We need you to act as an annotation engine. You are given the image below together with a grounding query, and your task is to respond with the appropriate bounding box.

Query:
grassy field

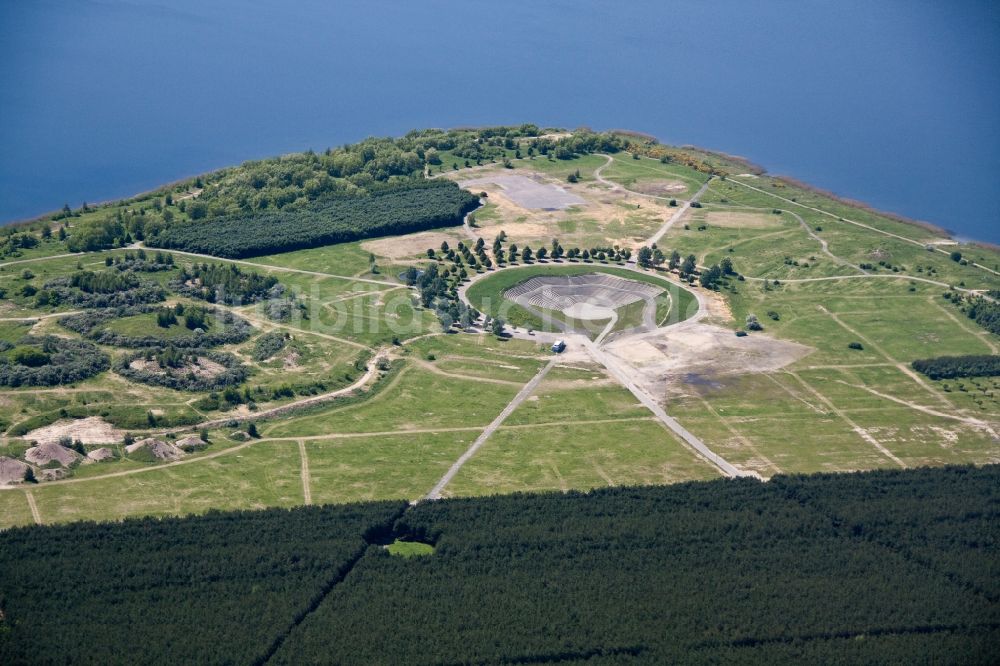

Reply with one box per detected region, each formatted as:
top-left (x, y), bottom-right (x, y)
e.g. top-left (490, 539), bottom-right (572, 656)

top-left (0, 135), bottom-right (997, 530)
top-left (466, 263), bottom-right (699, 330)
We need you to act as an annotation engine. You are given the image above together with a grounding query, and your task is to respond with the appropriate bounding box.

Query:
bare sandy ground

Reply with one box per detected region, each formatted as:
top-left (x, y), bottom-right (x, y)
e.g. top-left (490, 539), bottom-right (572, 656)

top-left (703, 211), bottom-right (783, 229)
top-left (130, 357), bottom-right (225, 379)
top-left (362, 230), bottom-right (463, 261)
top-left (460, 174), bottom-right (585, 210)
top-left (603, 322), bottom-right (813, 399)
top-left (632, 179), bottom-right (687, 196)
top-left (26, 416), bottom-right (124, 446)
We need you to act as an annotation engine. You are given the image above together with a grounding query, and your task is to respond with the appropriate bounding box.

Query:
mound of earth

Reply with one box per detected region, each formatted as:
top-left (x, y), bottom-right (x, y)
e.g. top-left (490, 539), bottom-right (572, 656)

top-left (176, 436), bottom-right (208, 452)
top-left (125, 438), bottom-right (184, 461)
top-left (86, 447), bottom-right (115, 462)
top-left (0, 456), bottom-right (32, 485)
top-left (128, 356), bottom-right (226, 379)
top-left (25, 442), bottom-right (81, 467)
top-left (25, 417), bottom-right (124, 446)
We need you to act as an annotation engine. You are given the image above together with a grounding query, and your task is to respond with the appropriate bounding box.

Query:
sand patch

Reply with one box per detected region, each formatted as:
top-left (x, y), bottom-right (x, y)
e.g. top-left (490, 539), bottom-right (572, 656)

top-left (604, 323), bottom-right (813, 399)
top-left (130, 357), bottom-right (225, 379)
top-left (461, 174), bottom-right (585, 210)
top-left (26, 416), bottom-right (124, 446)
top-left (362, 231), bottom-right (464, 261)
top-left (703, 211), bottom-right (783, 229)
top-left (25, 442), bottom-right (80, 467)
top-left (631, 179), bottom-right (688, 196)
top-left (0, 456), bottom-right (32, 485)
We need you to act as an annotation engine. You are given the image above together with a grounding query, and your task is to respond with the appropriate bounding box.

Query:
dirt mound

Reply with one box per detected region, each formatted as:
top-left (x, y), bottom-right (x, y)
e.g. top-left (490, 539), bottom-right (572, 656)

top-left (0, 456), bottom-right (32, 485)
top-left (25, 417), bottom-right (124, 446)
top-left (86, 447), bottom-right (115, 462)
top-left (25, 442), bottom-right (81, 468)
top-left (176, 436), bottom-right (209, 452)
top-left (129, 357), bottom-right (225, 379)
top-left (125, 438), bottom-right (184, 461)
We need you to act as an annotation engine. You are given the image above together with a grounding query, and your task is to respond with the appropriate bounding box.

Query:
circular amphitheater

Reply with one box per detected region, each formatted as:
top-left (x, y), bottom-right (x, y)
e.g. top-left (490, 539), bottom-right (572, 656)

top-left (503, 273), bottom-right (663, 321)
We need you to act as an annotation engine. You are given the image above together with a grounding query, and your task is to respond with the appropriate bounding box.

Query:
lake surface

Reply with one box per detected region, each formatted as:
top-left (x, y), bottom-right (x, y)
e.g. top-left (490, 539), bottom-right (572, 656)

top-left (2, 0), bottom-right (998, 242)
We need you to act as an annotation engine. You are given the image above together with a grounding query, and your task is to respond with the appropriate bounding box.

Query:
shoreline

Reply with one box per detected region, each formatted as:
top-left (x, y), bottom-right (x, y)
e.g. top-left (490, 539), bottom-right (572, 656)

top-left (0, 129), bottom-right (993, 247)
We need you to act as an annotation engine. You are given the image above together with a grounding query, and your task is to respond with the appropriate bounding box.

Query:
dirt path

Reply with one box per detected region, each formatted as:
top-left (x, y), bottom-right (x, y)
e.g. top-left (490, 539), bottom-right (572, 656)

top-left (298, 440), bottom-right (312, 505)
top-left (141, 246), bottom-right (401, 288)
top-left (412, 357), bottom-right (525, 386)
top-left (24, 490), bottom-right (41, 524)
top-left (695, 395), bottom-right (783, 477)
top-left (162, 349), bottom-right (388, 434)
top-left (816, 305), bottom-right (956, 410)
top-left (926, 296), bottom-right (999, 354)
top-left (580, 335), bottom-right (752, 478)
top-left (594, 154), bottom-right (713, 246)
top-left (785, 209), bottom-right (867, 274)
top-left (785, 371), bottom-right (907, 468)
top-left (424, 357), bottom-right (559, 500)
top-left (835, 380), bottom-right (998, 431)
top-left (726, 178), bottom-right (1000, 278)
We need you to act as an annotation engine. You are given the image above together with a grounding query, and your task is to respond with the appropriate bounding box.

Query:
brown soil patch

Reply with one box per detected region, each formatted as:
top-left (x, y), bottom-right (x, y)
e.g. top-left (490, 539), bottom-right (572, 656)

top-left (26, 417), bottom-right (124, 445)
top-left (451, 167), bottom-right (668, 249)
top-left (25, 442), bottom-right (80, 467)
top-left (282, 350), bottom-right (301, 369)
top-left (703, 211), bottom-right (782, 229)
top-left (604, 323), bottom-right (813, 399)
top-left (130, 357), bottom-right (225, 379)
top-left (362, 230), bottom-right (465, 261)
top-left (0, 456), bottom-right (31, 485)
top-left (632, 179), bottom-right (687, 196)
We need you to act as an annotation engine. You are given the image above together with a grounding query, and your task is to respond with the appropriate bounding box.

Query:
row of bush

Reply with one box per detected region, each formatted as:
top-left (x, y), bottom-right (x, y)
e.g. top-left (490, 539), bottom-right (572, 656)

top-left (59, 306), bottom-right (253, 349)
top-left (114, 348), bottom-right (248, 391)
top-left (0, 336), bottom-right (109, 387)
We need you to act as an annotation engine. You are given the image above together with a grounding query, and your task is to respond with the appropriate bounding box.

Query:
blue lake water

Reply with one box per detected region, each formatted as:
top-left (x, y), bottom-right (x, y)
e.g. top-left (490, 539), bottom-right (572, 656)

top-left (2, 0), bottom-right (998, 242)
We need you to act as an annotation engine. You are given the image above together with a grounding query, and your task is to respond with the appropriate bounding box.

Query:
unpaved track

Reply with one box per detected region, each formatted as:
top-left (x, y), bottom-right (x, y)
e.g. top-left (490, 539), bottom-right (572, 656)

top-left (726, 177), bottom-right (1000, 278)
top-left (594, 154), bottom-right (713, 246)
top-left (424, 358), bottom-right (558, 500)
top-left (25, 491), bottom-right (41, 524)
top-left (161, 349), bottom-right (388, 434)
top-left (835, 380), bottom-right (999, 429)
top-left (580, 335), bottom-right (752, 479)
top-left (785, 371), bottom-right (906, 468)
top-left (298, 440), bottom-right (312, 505)
top-left (141, 246), bottom-right (401, 288)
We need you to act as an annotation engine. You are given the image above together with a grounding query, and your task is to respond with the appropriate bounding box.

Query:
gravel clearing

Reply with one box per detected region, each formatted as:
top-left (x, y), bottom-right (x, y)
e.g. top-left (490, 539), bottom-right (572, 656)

top-left (460, 174), bottom-right (585, 210)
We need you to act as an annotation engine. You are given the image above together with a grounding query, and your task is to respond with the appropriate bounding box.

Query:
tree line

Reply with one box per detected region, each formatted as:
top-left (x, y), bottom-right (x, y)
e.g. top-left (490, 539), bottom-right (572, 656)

top-left (912, 354), bottom-right (1000, 379)
top-left (146, 180), bottom-right (479, 258)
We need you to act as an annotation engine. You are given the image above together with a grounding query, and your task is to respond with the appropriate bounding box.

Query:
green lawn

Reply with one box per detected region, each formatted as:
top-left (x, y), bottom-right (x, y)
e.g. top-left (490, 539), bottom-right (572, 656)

top-left (304, 431), bottom-right (473, 504)
top-left (444, 420), bottom-right (721, 497)
top-left (466, 264), bottom-right (698, 330)
top-left (26, 440), bottom-right (302, 526)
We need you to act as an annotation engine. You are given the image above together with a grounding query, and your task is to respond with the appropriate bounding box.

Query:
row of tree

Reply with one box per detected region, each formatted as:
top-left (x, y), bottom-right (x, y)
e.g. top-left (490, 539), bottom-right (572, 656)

top-left (912, 354), bottom-right (1000, 380)
top-left (268, 465), bottom-right (998, 664)
top-left (0, 336), bottom-right (109, 387)
top-left (147, 180), bottom-right (479, 258)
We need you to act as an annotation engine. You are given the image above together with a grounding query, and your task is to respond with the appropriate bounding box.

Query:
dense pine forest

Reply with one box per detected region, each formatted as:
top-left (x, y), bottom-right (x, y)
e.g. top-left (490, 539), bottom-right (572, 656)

top-left (148, 179), bottom-right (480, 258)
top-left (1, 465), bottom-right (995, 664)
